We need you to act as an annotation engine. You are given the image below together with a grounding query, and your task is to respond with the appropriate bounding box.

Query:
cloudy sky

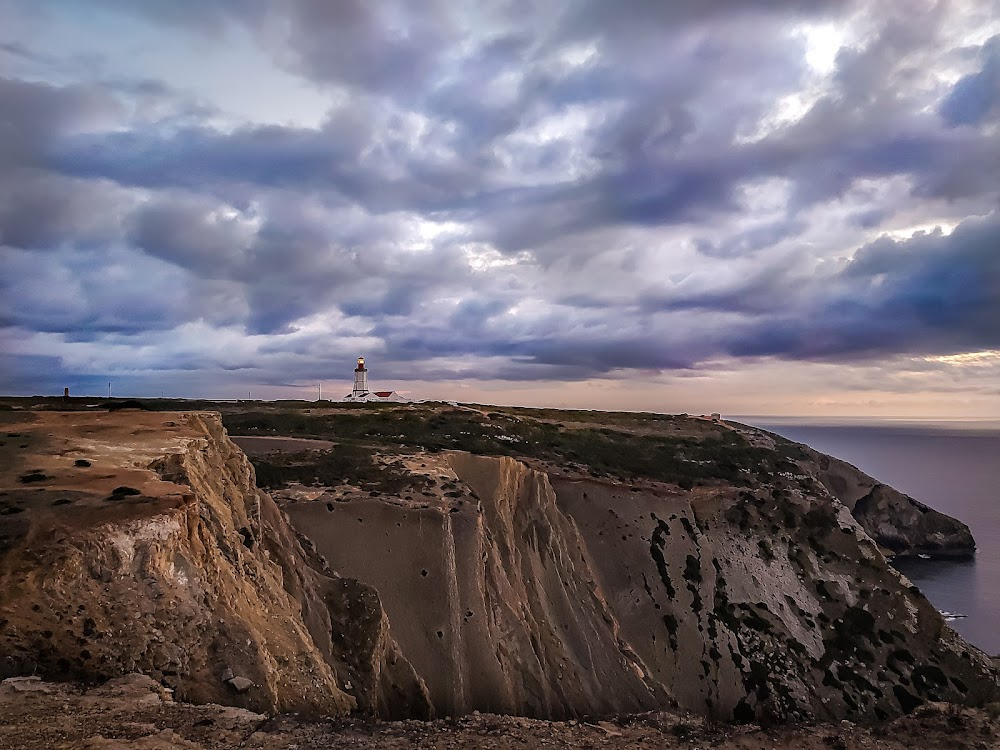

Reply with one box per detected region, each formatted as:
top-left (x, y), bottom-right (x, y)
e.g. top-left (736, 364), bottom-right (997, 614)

top-left (1, 0), bottom-right (999, 416)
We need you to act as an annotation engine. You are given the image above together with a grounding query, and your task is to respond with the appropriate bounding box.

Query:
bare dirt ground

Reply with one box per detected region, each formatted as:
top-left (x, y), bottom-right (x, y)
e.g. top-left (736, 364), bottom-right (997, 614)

top-left (0, 410), bottom-right (207, 544)
top-left (2, 675), bottom-right (998, 750)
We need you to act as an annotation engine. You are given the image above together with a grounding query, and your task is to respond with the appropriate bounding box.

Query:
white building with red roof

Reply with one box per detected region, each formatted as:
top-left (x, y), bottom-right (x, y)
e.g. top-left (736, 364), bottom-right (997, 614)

top-left (341, 357), bottom-right (409, 402)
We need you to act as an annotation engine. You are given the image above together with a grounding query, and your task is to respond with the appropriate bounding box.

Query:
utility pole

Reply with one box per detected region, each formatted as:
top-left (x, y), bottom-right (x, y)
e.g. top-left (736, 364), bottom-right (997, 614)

top-left (108, 382), bottom-right (111, 398)
top-left (318, 383), bottom-right (322, 401)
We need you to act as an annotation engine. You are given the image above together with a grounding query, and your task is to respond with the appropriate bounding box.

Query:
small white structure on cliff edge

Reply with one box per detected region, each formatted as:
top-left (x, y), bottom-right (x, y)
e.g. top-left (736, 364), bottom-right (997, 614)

top-left (342, 356), bottom-right (409, 403)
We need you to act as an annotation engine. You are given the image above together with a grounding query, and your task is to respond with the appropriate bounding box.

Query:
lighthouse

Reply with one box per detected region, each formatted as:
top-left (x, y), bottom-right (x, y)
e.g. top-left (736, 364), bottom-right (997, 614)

top-left (343, 357), bottom-right (410, 402)
top-left (352, 356), bottom-right (369, 398)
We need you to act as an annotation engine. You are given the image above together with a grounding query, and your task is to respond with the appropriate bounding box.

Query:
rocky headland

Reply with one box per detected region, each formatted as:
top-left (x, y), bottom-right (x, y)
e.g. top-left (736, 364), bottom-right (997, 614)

top-left (0, 401), bottom-right (996, 748)
top-left (794, 442), bottom-right (976, 559)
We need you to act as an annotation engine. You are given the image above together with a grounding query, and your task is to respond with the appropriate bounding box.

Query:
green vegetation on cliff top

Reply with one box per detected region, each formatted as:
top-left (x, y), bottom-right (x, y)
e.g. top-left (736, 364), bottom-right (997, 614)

top-left (0, 397), bottom-right (810, 489)
top-left (221, 403), bottom-right (807, 488)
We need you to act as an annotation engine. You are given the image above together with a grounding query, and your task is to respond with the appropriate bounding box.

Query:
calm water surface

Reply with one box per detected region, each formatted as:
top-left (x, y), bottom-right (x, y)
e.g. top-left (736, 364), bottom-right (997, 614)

top-left (739, 417), bottom-right (1000, 656)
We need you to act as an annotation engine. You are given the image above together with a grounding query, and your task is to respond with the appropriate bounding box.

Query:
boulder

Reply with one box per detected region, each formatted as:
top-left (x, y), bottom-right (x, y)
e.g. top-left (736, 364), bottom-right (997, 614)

top-left (227, 677), bottom-right (254, 693)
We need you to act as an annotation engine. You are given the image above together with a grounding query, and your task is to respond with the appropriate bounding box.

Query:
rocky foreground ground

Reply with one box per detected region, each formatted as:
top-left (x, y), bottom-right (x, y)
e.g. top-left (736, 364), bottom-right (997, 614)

top-left (2, 675), bottom-right (999, 750)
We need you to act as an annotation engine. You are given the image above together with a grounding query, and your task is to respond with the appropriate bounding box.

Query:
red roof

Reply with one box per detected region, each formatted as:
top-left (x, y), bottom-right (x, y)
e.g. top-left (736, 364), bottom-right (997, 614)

top-left (374, 391), bottom-right (393, 397)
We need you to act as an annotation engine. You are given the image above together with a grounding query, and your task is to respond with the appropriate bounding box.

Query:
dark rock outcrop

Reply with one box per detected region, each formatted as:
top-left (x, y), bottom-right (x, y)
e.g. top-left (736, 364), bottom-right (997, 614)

top-left (853, 484), bottom-right (975, 558)
top-left (796, 445), bottom-right (976, 558)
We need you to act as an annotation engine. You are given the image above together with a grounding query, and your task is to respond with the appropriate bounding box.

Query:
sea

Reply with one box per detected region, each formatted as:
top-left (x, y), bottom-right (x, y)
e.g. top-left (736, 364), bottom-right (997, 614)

top-left (739, 417), bottom-right (1000, 656)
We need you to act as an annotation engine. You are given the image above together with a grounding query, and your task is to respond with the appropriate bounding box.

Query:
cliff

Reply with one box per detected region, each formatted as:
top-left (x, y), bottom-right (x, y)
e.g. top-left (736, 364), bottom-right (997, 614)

top-left (0, 406), bottom-right (996, 727)
top-left (0, 410), bottom-right (430, 717)
top-left (282, 452), bottom-right (663, 718)
top-left (550, 475), bottom-right (993, 721)
top-left (281, 447), bottom-right (998, 722)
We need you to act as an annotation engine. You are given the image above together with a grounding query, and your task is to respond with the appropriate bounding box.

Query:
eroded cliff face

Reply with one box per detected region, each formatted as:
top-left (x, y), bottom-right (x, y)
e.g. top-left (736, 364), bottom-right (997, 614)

top-left (553, 477), bottom-right (997, 722)
top-left (282, 446), bottom-right (999, 723)
top-left (283, 453), bottom-right (664, 718)
top-left (0, 411), bottom-right (429, 717)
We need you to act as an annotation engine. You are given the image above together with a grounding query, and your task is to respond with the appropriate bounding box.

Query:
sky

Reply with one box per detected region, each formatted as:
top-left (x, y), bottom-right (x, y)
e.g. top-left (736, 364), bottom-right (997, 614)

top-left (1, 0), bottom-right (999, 416)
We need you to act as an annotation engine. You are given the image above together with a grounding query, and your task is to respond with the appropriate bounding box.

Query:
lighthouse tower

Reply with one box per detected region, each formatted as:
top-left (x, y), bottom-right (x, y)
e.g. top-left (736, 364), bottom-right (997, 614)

top-left (352, 356), bottom-right (369, 398)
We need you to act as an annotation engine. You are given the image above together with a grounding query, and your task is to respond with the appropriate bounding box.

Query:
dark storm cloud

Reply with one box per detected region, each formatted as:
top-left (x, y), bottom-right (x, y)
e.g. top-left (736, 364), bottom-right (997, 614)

top-left (91, 0), bottom-right (846, 94)
top-left (3, 0), bottom-right (1000, 394)
top-left (559, 0), bottom-right (849, 31)
top-left (50, 111), bottom-right (486, 216)
top-left (125, 194), bottom-right (250, 276)
top-left (0, 74), bottom-right (209, 253)
top-left (0, 77), bottom-right (125, 265)
top-left (121, 186), bottom-right (487, 335)
top-left (940, 35), bottom-right (1000, 126)
top-left (723, 212), bottom-right (1000, 361)
top-left (0, 244), bottom-right (246, 336)
top-left (371, 211), bottom-right (1000, 379)
top-left (0, 40), bottom-right (45, 63)
top-left (768, 17), bottom-right (1000, 209)
top-left (848, 208), bottom-right (889, 230)
top-left (0, 171), bottom-right (125, 250)
top-left (44, 0), bottom-right (823, 210)
top-left (0, 77), bottom-right (118, 169)
top-left (268, 1), bottom-right (458, 97)
top-left (46, 6), bottom-right (997, 256)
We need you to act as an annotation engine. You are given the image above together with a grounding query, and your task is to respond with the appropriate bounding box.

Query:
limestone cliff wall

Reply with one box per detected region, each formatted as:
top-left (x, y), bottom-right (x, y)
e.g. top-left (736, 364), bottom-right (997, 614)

top-left (553, 478), bottom-right (997, 722)
top-left (285, 453), bottom-right (665, 718)
top-left (285, 449), bottom-right (999, 723)
top-left (0, 411), bottom-right (429, 717)
top-left (2, 410), bottom-right (996, 726)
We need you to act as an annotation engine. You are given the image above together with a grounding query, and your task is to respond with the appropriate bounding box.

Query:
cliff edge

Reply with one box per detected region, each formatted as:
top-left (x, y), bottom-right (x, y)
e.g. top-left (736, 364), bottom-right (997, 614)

top-left (0, 410), bottom-right (430, 717)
